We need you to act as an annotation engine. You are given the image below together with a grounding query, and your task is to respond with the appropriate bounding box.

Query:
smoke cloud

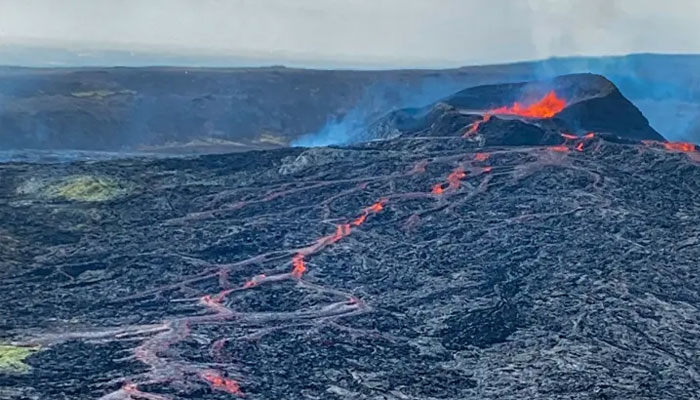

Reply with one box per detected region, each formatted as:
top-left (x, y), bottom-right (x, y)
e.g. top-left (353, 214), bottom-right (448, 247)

top-left (2, 0), bottom-right (700, 68)
top-left (292, 77), bottom-right (478, 147)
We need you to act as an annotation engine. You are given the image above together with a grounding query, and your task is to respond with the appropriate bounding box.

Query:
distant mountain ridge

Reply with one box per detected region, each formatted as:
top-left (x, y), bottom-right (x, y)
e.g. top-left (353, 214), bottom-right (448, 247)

top-left (0, 53), bottom-right (699, 152)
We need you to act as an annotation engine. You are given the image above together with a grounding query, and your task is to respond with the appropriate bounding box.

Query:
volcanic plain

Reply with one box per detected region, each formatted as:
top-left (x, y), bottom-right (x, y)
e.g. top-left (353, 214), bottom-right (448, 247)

top-left (1, 74), bottom-right (699, 400)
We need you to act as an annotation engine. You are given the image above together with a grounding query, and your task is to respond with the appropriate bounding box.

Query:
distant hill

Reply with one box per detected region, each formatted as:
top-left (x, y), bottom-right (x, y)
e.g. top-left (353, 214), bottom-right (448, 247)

top-left (1, 53), bottom-right (699, 151)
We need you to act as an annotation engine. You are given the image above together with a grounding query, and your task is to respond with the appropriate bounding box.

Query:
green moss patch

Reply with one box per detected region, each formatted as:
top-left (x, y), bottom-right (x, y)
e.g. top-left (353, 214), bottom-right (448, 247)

top-left (46, 175), bottom-right (127, 202)
top-left (0, 345), bottom-right (39, 373)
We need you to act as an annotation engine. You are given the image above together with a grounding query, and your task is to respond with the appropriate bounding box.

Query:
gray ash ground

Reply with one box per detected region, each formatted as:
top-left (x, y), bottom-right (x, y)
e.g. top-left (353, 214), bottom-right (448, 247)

top-left (1, 75), bottom-right (700, 399)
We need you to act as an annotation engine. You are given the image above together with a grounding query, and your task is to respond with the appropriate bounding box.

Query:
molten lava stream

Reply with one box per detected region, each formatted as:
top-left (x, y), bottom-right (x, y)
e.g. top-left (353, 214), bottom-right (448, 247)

top-left (664, 141), bottom-right (696, 153)
top-left (431, 165), bottom-right (468, 196)
top-left (291, 253), bottom-right (306, 278)
top-left (549, 145), bottom-right (570, 153)
top-left (201, 370), bottom-right (244, 396)
top-left (474, 152), bottom-right (490, 162)
top-left (447, 166), bottom-right (466, 189)
top-left (463, 114), bottom-right (491, 137)
top-left (288, 198), bottom-right (388, 278)
top-left (489, 91), bottom-right (566, 119)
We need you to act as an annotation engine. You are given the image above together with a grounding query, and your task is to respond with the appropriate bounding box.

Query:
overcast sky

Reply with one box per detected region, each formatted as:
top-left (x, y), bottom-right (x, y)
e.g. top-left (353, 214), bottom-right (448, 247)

top-left (1, 0), bottom-right (700, 67)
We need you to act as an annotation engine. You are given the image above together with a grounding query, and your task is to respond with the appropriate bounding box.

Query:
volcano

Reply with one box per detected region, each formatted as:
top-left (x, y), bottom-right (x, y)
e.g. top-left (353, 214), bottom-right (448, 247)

top-left (367, 73), bottom-right (665, 145)
top-left (1, 74), bottom-right (699, 399)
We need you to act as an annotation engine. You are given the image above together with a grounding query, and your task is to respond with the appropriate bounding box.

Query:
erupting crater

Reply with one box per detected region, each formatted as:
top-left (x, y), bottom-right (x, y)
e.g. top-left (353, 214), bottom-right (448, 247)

top-left (368, 73), bottom-right (666, 144)
top-left (488, 90), bottom-right (567, 119)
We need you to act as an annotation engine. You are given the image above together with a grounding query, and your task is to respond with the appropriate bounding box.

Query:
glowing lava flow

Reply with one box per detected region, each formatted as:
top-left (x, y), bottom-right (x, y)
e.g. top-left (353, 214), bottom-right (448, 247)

top-left (290, 198), bottom-right (387, 278)
top-left (664, 142), bottom-right (696, 153)
top-left (291, 253), bottom-right (306, 279)
top-left (557, 132), bottom-right (595, 153)
top-left (474, 152), bottom-right (490, 162)
top-left (549, 145), bottom-right (570, 153)
top-left (353, 198), bottom-right (387, 227)
top-left (432, 165), bottom-right (468, 195)
top-left (352, 214), bottom-right (367, 227)
top-left (641, 139), bottom-right (697, 156)
top-left (201, 371), bottom-right (244, 396)
top-left (463, 114), bottom-right (491, 138)
top-left (329, 224), bottom-right (352, 244)
top-left (489, 91), bottom-right (566, 119)
top-left (447, 166), bottom-right (466, 189)
top-left (463, 92), bottom-right (565, 139)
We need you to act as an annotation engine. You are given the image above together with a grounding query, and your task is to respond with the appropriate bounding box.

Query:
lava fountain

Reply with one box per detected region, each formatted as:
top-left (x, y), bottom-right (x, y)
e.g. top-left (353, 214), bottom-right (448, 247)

top-left (489, 91), bottom-right (566, 119)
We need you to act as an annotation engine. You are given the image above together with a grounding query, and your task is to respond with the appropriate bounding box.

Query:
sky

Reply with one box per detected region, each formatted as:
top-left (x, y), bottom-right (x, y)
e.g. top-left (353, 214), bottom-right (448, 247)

top-left (1, 0), bottom-right (700, 68)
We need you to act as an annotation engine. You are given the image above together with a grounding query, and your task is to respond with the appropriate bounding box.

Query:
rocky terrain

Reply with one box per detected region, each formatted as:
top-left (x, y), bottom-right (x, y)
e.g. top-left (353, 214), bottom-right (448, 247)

top-left (1, 74), bottom-right (700, 399)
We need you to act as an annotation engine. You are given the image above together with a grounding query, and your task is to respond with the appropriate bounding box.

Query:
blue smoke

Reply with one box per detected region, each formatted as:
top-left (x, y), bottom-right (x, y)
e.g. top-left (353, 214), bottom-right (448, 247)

top-left (292, 76), bottom-right (484, 147)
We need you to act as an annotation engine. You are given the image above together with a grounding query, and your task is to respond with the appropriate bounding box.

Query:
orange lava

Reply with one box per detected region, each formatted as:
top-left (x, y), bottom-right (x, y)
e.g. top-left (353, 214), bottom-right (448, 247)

top-left (463, 122), bottom-right (480, 137)
top-left (483, 166), bottom-right (493, 173)
top-left (367, 200), bottom-right (385, 213)
top-left (351, 214), bottom-right (367, 226)
top-left (474, 152), bottom-right (490, 162)
top-left (463, 114), bottom-right (491, 138)
top-left (549, 145), bottom-right (570, 153)
top-left (329, 224), bottom-right (351, 244)
top-left (561, 133), bottom-right (578, 140)
top-left (202, 371), bottom-right (243, 396)
top-left (583, 132), bottom-right (595, 140)
top-left (490, 91), bottom-right (566, 119)
top-left (291, 253), bottom-right (306, 278)
top-left (289, 198), bottom-right (388, 278)
top-left (664, 142), bottom-right (696, 152)
top-left (351, 198), bottom-right (387, 227)
top-left (432, 183), bottom-right (444, 195)
top-left (447, 166), bottom-right (467, 189)
top-left (576, 142), bottom-right (584, 152)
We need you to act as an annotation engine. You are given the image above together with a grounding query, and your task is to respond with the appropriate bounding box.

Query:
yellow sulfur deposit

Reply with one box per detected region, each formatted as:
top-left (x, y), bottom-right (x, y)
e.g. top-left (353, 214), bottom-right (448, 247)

top-left (46, 175), bottom-right (126, 202)
top-left (0, 345), bottom-right (39, 373)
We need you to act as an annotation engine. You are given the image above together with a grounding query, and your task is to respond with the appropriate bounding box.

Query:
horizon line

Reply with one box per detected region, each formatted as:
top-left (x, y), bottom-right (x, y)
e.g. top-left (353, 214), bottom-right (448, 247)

top-left (1, 43), bottom-right (699, 71)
